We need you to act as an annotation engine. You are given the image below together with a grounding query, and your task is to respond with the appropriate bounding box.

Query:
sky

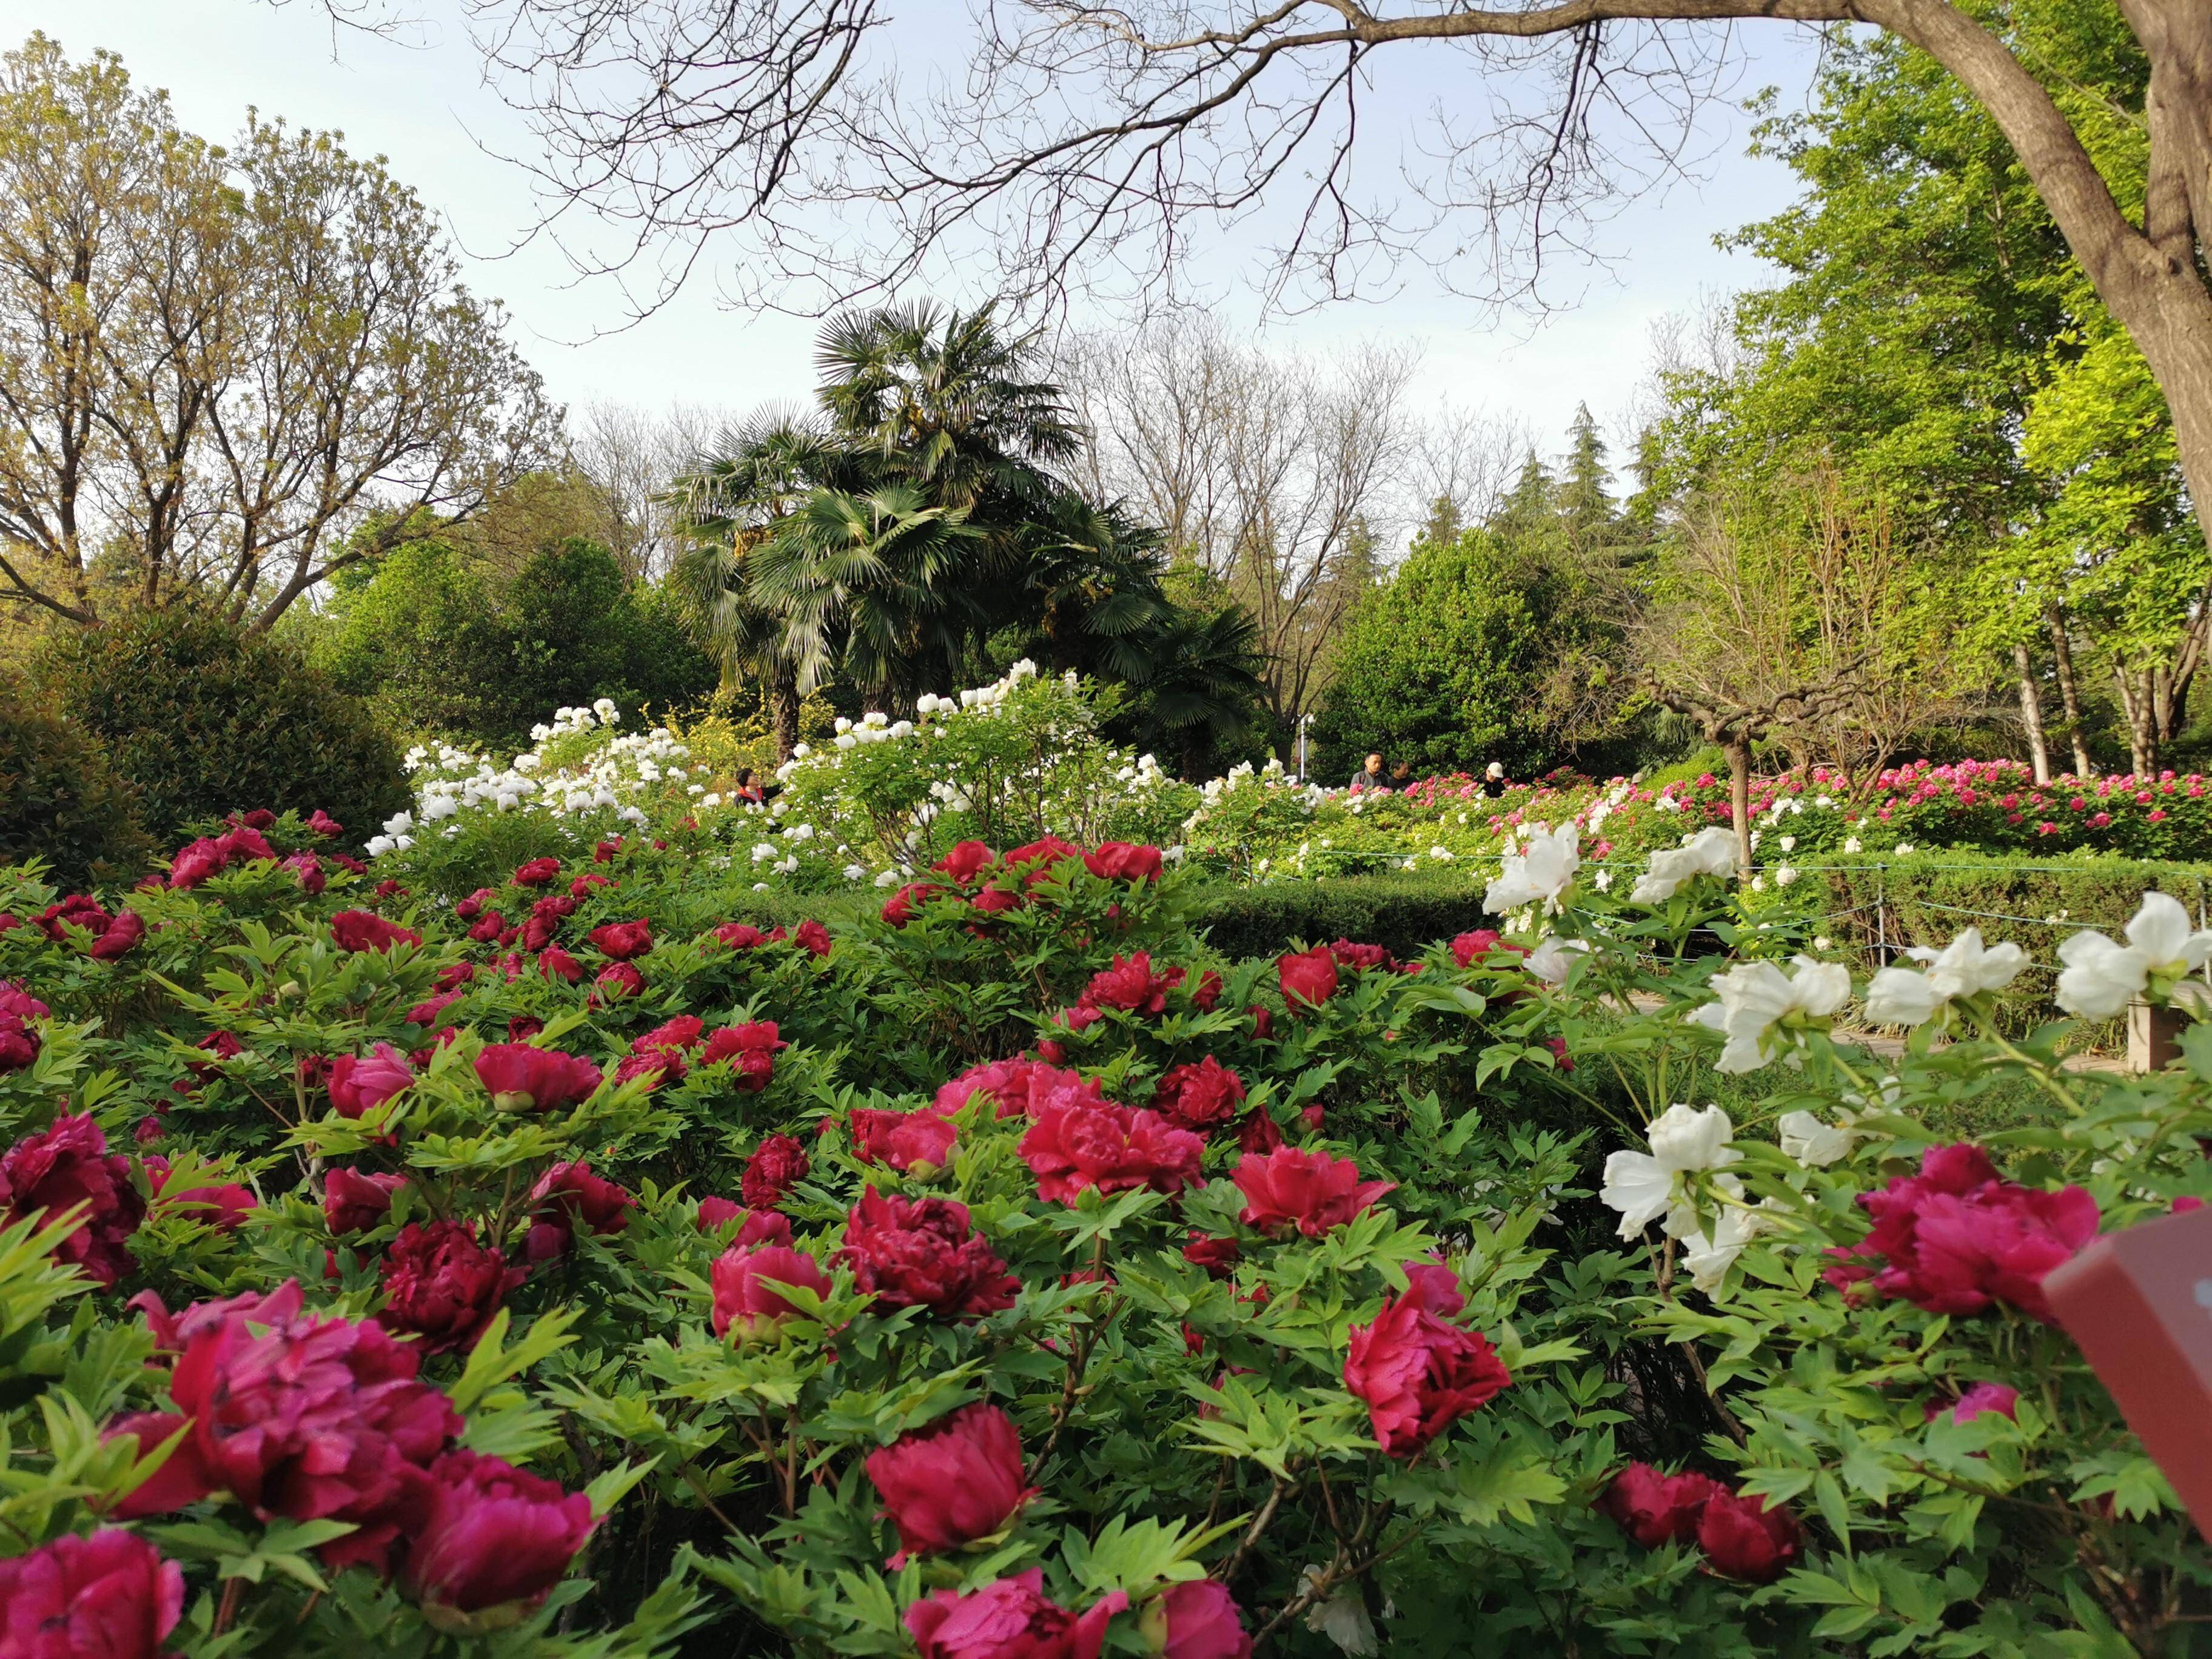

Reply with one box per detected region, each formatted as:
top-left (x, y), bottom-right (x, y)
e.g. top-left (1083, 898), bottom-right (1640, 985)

top-left (12, 0), bottom-right (1835, 476)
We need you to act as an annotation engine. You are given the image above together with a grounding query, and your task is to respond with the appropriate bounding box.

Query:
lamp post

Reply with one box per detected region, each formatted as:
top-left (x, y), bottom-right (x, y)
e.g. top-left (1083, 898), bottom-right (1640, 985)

top-left (1296, 715), bottom-right (1310, 783)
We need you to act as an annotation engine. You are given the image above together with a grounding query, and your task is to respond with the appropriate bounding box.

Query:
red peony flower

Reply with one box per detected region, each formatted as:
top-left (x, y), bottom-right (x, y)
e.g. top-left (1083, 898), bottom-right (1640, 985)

top-left (400, 1448), bottom-right (595, 1615)
top-left (466, 910), bottom-right (507, 945)
top-left (284, 852), bottom-right (327, 894)
top-left (1276, 947), bottom-right (1339, 1011)
top-left (903, 1570), bottom-right (1125, 1659)
top-left (455, 889), bottom-right (495, 920)
top-left (88, 910), bottom-right (146, 960)
top-left (1003, 837), bottom-right (1084, 887)
top-left (1695, 1488), bottom-right (1803, 1583)
top-left (1247, 1005), bottom-right (1274, 1041)
top-left (1823, 1143), bottom-right (2099, 1323)
top-left (0, 1529), bottom-right (183, 1658)
top-left (742, 1134), bottom-right (812, 1208)
top-left (378, 1221), bottom-right (524, 1352)
top-left (711, 1242), bottom-right (833, 1341)
top-left (838, 1188), bottom-right (1019, 1319)
top-left (933, 841), bottom-right (999, 883)
top-left (145, 1157), bottom-right (256, 1233)
top-left (1082, 842), bottom-right (1164, 883)
top-left (330, 910), bottom-right (420, 953)
top-left (307, 809), bottom-right (343, 837)
top-left (1931, 1381), bottom-right (2021, 1424)
top-left (0, 1113), bottom-right (144, 1286)
top-left (594, 961), bottom-right (646, 1000)
top-left (525, 1161), bottom-right (635, 1260)
top-left (474, 1045), bottom-right (603, 1111)
top-left (1450, 929), bottom-right (1526, 969)
top-left (102, 1410), bottom-right (220, 1519)
top-left (881, 882), bottom-right (943, 928)
top-left (939, 1057), bottom-right (1078, 1119)
top-left (511, 857), bottom-right (562, 888)
top-left (970, 884), bottom-right (1021, 918)
top-left (850, 1108), bottom-right (960, 1174)
top-left (715, 922), bottom-right (772, 950)
top-left (327, 1044), bottom-right (415, 1120)
top-left (699, 1021), bottom-right (785, 1091)
top-left (168, 1282), bottom-right (462, 1569)
top-left (1329, 939), bottom-right (1396, 973)
top-left (1079, 952), bottom-right (1183, 1016)
top-left (1018, 1098), bottom-right (1203, 1204)
top-left (1235, 1108), bottom-right (1284, 1156)
top-left (326, 1168), bottom-right (406, 1235)
top-left (1233, 1148), bottom-right (1395, 1238)
top-left (1597, 1463), bottom-right (1727, 1548)
top-left (1191, 970), bottom-right (1224, 1011)
top-left (1343, 1292), bottom-right (1511, 1456)
top-left (865, 1403), bottom-right (1036, 1563)
top-left (1150, 1580), bottom-right (1251, 1659)
top-left (793, 919), bottom-right (833, 957)
top-left (588, 919), bottom-right (653, 960)
top-left (1182, 1232), bottom-right (1241, 1278)
top-left (1151, 1057), bottom-right (1246, 1132)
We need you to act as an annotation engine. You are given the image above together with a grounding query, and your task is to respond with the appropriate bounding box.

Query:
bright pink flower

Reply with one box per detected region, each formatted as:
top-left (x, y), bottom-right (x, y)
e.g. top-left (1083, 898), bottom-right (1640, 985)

top-left (401, 1449), bottom-right (595, 1614)
top-left (377, 1221), bottom-right (524, 1352)
top-left (699, 1021), bottom-right (784, 1091)
top-left (588, 919), bottom-right (653, 960)
top-left (903, 1570), bottom-right (1126, 1659)
top-left (145, 1157), bottom-right (256, 1233)
top-left (1151, 1580), bottom-right (1251, 1659)
top-left (1929, 1382), bottom-right (2020, 1424)
top-left (525, 1162), bottom-right (635, 1260)
top-left (0, 1529), bottom-right (183, 1657)
top-left (594, 961), bottom-right (646, 1000)
top-left (1233, 1148), bottom-right (1394, 1238)
top-left (710, 1242), bottom-right (833, 1341)
top-left (1079, 953), bottom-right (1184, 1015)
top-left (865, 1403), bottom-right (1035, 1562)
top-left (328, 1044), bottom-right (415, 1120)
top-left (933, 841), bottom-right (999, 883)
top-left (474, 1045), bottom-right (603, 1111)
top-left (838, 1188), bottom-right (1019, 1319)
top-left (0, 1113), bottom-right (143, 1286)
top-left (102, 1410), bottom-right (219, 1520)
top-left (850, 1108), bottom-right (960, 1173)
top-left (325, 1168), bottom-right (405, 1235)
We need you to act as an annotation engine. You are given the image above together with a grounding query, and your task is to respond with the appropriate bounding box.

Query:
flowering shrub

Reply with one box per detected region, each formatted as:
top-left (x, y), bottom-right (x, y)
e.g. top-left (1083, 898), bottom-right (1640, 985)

top-left (0, 798), bottom-right (2205, 1655)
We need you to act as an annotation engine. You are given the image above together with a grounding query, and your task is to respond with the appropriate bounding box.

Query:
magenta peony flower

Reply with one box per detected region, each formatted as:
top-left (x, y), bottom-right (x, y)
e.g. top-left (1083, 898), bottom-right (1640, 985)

top-left (325, 1168), bottom-right (406, 1235)
top-left (709, 1242), bottom-right (833, 1341)
top-left (1596, 1463), bottom-right (1726, 1549)
top-left (0, 1113), bottom-right (144, 1286)
top-left (1150, 1580), bottom-right (1251, 1659)
top-left (101, 1411), bottom-right (218, 1520)
top-left (1695, 1488), bottom-right (1803, 1583)
top-left (1150, 1057), bottom-right (1246, 1133)
top-left (741, 1134), bottom-right (811, 1208)
top-left (902, 1570), bottom-right (1125, 1659)
top-left (865, 1403), bottom-right (1035, 1563)
top-left (1018, 1098), bottom-right (1203, 1204)
top-left (1232, 1148), bottom-right (1394, 1238)
top-left (377, 1221), bottom-right (524, 1353)
top-left (330, 910), bottom-right (421, 953)
top-left (0, 1529), bottom-right (183, 1658)
top-left (1343, 1292), bottom-right (1511, 1456)
top-left (400, 1449), bottom-right (596, 1615)
top-left (1078, 952), bottom-right (1183, 1016)
top-left (327, 1044), bottom-right (415, 1119)
top-left (849, 1108), bottom-right (960, 1175)
top-left (473, 1045), bottom-right (603, 1112)
top-left (837, 1188), bottom-right (1019, 1319)
top-left (699, 1021), bottom-right (784, 1092)
top-left (524, 1162), bottom-right (635, 1261)
top-left (587, 919), bottom-right (653, 960)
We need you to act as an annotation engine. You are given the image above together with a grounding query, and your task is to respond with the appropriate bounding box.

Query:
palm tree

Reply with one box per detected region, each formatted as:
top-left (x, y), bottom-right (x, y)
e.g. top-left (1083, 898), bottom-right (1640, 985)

top-left (1019, 490), bottom-right (1171, 679)
top-left (1119, 602), bottom-right (1270, 778)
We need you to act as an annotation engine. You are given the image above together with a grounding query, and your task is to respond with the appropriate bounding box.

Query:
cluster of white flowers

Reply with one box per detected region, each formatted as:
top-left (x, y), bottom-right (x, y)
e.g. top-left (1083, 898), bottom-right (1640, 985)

top-left (1484, 822), bottom-right (1579, 916)
top-left (2056, 892), bottom-right (2212, 1018)
top-left (1599, 1105), bottom-right (1775, 1293)
top-left (1688, 956), bottom-right (1851, 1073)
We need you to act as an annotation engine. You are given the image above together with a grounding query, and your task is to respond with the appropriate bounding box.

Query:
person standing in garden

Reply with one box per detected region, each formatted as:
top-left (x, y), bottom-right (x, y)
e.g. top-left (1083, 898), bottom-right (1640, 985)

top-left (1349, 752), bottom-right (1389, 793)
top-left (1481, 762), bottom-right (1507, 799)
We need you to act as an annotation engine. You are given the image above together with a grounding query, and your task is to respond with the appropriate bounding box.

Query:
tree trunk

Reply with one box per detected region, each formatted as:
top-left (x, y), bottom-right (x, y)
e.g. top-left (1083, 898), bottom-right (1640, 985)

top-left (2049, 609), bottom-right (2093, 776)
top-left (2014, 643), bottom-right (2051, 783)
top-left (771, 663), bottom-right (801, 760)
top-left (1725, 736), bottom-right (1754, 885)
top-left (2114, 657), bottom-right (2158, 776)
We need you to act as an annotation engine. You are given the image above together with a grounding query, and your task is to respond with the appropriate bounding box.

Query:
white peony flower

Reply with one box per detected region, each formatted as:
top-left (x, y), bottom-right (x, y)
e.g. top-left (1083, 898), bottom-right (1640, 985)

top-left (1484, 822), bottom-right (1580, 913)
top-left (1864, 927), bottom-right (2030, 1027)
top-left (1689, 956), bottom-right (1852, 1073)
top-left (1601, 1104), bottom-right (1738, 1238)
top-left (1775, 865), bottom-right (1798, 888)
top-left (1777, 1110), bottom-right (1859, 1167)
top-left (1524, 934), bottom-right (1589, 985)
top-left (1675, 1193), bottom-right (1777, 1294)
top-left (1778, 835), bottom-right (1796, 852)
top-left (2056, 891), bottom-right (2212, 1018)
top-left (1631, 826), bottom-right (1739, 905)
top-left (1843, 836), bottom-right (1862, 854)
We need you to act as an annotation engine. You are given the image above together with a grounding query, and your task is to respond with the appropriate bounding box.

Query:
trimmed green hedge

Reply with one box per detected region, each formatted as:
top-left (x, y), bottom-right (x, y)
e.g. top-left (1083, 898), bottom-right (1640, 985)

top-left (1813, 851), bottom-right (2212, 1033)
top-left (1189, 873), bottom-right (1488, 960)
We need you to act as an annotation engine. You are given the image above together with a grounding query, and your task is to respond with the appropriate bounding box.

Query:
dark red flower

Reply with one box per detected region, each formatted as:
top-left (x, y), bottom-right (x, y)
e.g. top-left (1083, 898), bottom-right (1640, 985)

top-left (1329, 939), bottom-right (1396, 973)
top-left (0, 1113), bottom-right (144, 1286)
top-left (0, 1528), bottom-right (183, 1657)
top-left (866, 1403), bottom-right (1034, 1563)
top-left (1695, 1489), bottom-right (1803, 1583)
top-left (1082, 842), bottom-right (1163, 883)
top-left (1276, 947), bottom-right (1339, 1011)
top-left (1183, 1232), bottom-right (1241, 1278)
top-left (792, 919), bottom-right (833, 957)
top-left (1191, 971), bottom-right (1224, 1011)
top-left (1344, 1292), bottom-right (1511, 1455)
top-left (1019, 1098), bottom-right (1203, 1204)
top-left (594, 961), bottom-right (645, 1000)
top-left (524, 1161), bottom-right (635, 1261)
top-left (933, 841), bottom-right (999, 884)
top-left (372, 879), bottom-right (407, 901)
top-left (699, 1021), bottom-right (784, 1091)
top-left (401, 1449), bottom-right (595, 1614)
top-left (474, 1045), bottom-right (603, 1111)
top-left (1233, 1148), bottom-right (1394, 1238)
top-left (285, 852), bottom-right (327, 894)
top-left (511, 857), bottom-right (562, 888)
top-left (88, 911), bottom-right (146, 960)
top-left (466, 910), bottom-right (508, 944)
top-left (1247, 1005), bottom-right (1274, 1041)
top-left (1003, 837), bottom-right (1084, 887)
top-left (1079, 952), bottom-right (1184, 1016)
top-left (326, 1168), bottom-right (406, 1235)
top-left (697, 1197), bottom-right (793, 1245)
top-left (715, 922), bottom-right (771, 950)
top-left (742, 1134), bottom-right (812, 1208)
top-left (332, 910), bottom-right (421, 953)
top-left (102, 1410), bottom-right (219, 1519)
top-left (168, 1282), bottom-right (462, 1569)
top-left (330, 853), bottom-right (368, 874)
top-left (1235, 1109), bottom-right (1284, 1156)
top-left (328, 1044), bottom-right (415, 1120)
top-left (594, 838), bottom-right (622, 863)
top-left (838, 1188), bottom-right (1019, 1319)
top-left (711, 1242), bottom-right (834, 1341)
top-left (378, 1220), bottom-right (523, 1353)
top-left (850, 1108), bottom-right (960, 1174)
top-left (903, 1570), bottom-right (1125, 1659)
top-left (1151, 1057), bottom-right (1246, 1133)
top-left (1597, 1463), bottom-right (1726, 1549)
top-left (454, 888), bottom-right (496, 921)
top-left (588, 919), bottom-right (653, 960)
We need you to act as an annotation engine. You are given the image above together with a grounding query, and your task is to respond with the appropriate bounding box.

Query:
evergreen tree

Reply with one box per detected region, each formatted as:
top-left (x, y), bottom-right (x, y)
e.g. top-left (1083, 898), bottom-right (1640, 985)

top-left (1554, 404), bottom-right (1620, 563)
